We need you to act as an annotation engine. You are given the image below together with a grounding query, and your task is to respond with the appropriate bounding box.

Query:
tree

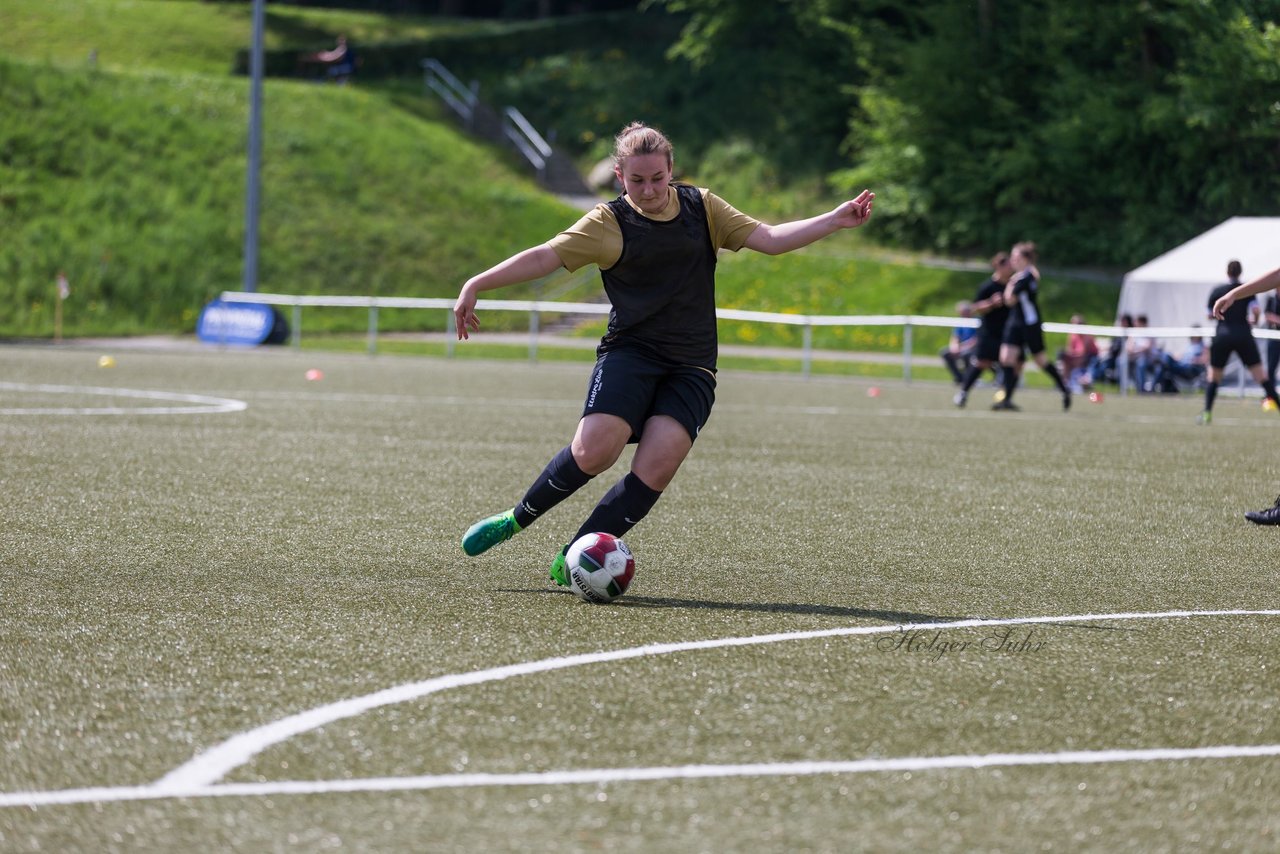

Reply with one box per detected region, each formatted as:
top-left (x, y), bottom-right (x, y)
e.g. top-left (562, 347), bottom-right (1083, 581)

top-left (838, 0), bottom-right (1280, 264)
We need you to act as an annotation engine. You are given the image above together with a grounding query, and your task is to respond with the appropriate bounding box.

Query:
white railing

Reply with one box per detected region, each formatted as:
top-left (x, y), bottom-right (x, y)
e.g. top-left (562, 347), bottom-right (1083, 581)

top-left (502, 107), bottom-right (552, 181)
top-left (421, 59), bottom-right (478, 128)
top-left (217, 291), bottom-right (1278, 391)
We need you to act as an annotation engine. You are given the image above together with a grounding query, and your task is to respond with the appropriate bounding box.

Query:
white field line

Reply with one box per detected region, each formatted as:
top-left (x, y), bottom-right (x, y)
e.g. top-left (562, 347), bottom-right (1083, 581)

top-left (0, 382), bottom-right (247, 415)
top-left (3, 744), bottom-right (1279, 808)
top-left (1, 609), bottom-right (1276, 809)
top-left (160, 609), bottom-right (1280, 792)
top-left (234, 390), bottom-right (1255, 429)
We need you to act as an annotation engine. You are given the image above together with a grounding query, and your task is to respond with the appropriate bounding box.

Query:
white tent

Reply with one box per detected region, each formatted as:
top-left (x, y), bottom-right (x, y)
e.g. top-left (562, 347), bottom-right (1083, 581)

top-left (1118, 217), bottom-right (1280, 331)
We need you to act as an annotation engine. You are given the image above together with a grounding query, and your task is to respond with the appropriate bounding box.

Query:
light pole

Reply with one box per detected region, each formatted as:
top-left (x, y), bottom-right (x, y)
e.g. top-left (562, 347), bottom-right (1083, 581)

top-left (243, 0), bottom-right (264, 292)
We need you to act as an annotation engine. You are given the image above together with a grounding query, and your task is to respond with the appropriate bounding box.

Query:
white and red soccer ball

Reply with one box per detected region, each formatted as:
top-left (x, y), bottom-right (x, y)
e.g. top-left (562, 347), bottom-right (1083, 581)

top-left (565, 532), bottom-right (635, 604)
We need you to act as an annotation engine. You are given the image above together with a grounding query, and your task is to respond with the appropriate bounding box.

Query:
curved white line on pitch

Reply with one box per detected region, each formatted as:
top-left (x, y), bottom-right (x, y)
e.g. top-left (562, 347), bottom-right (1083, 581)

top-left (4, 743), bottom-right (1279, 808)
top-left (157, 609), bottom-right (1280, 792)
top-left (0, 382), bottom-right (247, 415)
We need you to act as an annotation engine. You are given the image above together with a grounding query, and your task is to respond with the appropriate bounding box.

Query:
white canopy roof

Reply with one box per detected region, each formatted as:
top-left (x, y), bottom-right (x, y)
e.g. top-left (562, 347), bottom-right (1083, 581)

top-left (1118, 217), bottom-right (1280, 331)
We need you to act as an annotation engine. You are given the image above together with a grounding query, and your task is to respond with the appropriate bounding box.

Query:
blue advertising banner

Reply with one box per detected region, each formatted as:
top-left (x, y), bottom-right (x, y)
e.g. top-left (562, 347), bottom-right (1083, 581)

top-left (197, 299), bottom-right (288, 346)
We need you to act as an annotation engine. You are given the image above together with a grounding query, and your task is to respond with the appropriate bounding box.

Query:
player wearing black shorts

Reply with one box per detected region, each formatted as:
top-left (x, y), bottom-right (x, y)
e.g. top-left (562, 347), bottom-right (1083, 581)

top-left (453, 122), bottom-right (875, 586)
top-left (1212, 265), bottom-right (1280, 522)
top-left (954, 252), bottom-right (1012, 407)
top-left (1200, 260), bottom-right (1280, 425)
top-left (994, 241), bottom-right (1071, 411)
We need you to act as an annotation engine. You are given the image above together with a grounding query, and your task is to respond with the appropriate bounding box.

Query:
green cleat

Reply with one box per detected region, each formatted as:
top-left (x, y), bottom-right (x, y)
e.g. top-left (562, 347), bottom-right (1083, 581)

top-left (548, 545), bottom-right (570, 587)
top-left (1198, 411), bottom-right (1212, 426)
top-left (461, 511), bottom-right (521, 556)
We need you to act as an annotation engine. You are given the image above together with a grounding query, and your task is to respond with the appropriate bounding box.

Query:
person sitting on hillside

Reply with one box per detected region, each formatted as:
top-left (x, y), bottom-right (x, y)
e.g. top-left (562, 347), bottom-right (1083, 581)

top-left (306, 35), bottom-right (357, 84)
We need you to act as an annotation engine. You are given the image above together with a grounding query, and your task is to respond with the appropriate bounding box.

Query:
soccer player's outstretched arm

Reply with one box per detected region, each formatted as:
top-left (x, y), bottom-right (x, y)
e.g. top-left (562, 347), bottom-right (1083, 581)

top-left (454, 244), bottom-right (564, 339)
top-left (743, 190), bottom-right (874, 256)
top-left (1214, 267), bottom-right (1280, 320)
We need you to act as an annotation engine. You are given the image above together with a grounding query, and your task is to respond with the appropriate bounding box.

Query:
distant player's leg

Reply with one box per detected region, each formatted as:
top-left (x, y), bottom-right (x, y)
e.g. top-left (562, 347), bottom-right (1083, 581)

top-left (1200, 338), bottom-right (1230, 424)
top-left (956, 333), bottom-right (997, 407)
top-left (1240, 335), bottom-right (1280, 411)
top-left (954, 359), bottom-right (983, 407)
top-left (995, 342), bottom-right (1021, 410)
top-left (1247, 363), bottom-right (1280, 410)
top-left (1033, 352), bottom-right (1071, 410)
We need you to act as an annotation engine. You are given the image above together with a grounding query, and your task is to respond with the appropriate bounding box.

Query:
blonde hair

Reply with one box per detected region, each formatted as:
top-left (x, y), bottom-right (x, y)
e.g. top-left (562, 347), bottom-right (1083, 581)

top-left (612, 122), bottom-right (674, 168)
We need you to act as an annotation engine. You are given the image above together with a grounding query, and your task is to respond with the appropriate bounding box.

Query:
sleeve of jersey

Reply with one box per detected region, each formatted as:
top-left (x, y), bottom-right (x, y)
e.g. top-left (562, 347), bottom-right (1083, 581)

top-left (546, 206), bottom-right (622, 273)
top-left (700, 190), bottom-right (761, 251)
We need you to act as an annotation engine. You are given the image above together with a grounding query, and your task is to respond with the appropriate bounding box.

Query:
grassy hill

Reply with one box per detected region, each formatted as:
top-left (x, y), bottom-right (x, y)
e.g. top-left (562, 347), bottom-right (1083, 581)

top-left (0, 57), bottom-right (575, 337)
top-left (0, 0), bottom-right (1120, 348)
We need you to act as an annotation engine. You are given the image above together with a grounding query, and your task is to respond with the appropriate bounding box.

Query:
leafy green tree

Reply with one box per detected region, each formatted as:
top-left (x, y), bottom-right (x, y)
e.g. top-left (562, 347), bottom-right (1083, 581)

top-left (837, 0), bottom-right (1280, 264)
top-left (644, 0), bottom-right (868, 171)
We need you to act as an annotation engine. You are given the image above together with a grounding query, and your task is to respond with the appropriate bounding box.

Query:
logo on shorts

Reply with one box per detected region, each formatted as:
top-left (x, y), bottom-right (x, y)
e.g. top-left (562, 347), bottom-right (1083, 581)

top-left (587, 366), bottom-right (604, 408)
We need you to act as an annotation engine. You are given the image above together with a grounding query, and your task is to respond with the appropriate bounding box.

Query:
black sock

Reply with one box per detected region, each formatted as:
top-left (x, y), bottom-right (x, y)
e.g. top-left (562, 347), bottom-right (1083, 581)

top-left (1042, 361), bottom-right (1069, 394)
top-left (1264, 380), bottom-right (1280, 408)
top-left (1204, 382), bottom-right (1219, 412)
top-left (1002, 364), bottom-right (1019, 401)
top-left (960, 363), bottom-right (982, 393)
top-left (513, 446), bottom-right (593, 529)
top-left (572, 472), bottom-right (662, 543)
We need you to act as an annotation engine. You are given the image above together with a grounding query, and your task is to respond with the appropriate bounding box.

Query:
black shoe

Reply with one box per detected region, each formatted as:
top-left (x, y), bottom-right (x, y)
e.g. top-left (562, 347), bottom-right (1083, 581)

top-left (1062, 390), bottom-right (1072, 411)
top-left (1245, 496), bottom-right (1280, 525)
top-left (991, 400), bottom-right (1020, 411)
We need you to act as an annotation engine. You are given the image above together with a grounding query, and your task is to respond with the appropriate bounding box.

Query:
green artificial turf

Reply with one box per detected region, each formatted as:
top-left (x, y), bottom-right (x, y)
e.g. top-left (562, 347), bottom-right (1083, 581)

top-left (1, 344), bottom-right (1276, 852)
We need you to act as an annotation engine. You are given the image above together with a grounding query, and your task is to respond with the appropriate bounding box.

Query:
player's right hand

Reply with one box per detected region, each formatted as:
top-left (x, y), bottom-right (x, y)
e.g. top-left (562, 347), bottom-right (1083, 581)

top-left (454, 287), bottom-right (480, 340)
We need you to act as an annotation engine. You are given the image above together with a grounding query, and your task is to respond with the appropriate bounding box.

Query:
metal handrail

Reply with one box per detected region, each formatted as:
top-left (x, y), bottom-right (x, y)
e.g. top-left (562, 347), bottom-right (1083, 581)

top-left (502, 107), bottom-right (552, 179)
top-left (421, 58), bottom-right (477, 126)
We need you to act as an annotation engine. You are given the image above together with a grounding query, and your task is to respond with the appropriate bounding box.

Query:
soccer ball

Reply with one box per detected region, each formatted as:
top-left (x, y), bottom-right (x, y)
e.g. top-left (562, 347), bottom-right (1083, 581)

top-left (565, 532), bottom-right (635, 604)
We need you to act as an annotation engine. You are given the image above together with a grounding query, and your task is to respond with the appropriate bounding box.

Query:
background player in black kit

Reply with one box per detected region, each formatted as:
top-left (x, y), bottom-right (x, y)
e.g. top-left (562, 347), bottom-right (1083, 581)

top-left (953, 251), bottom-right (1013, 408)
top-left (1212, 265), bottom-right (1280, 522)
top-left (1200, 260), bottom-right (1280, 425)
top-left (453, 122), bottom-right (875, 586)
top-left (994, 241), bottom-right (1071, 411)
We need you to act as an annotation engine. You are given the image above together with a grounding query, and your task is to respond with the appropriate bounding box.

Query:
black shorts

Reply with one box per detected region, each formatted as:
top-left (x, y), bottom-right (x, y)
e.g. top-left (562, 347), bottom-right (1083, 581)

top-left (1002, 322), bottom-right (1045, 355)
top-left (975, 329), bottom-right (1003, 363)
top-left (582, 347), bottom-right (716, 443)
top-left (1209, 331), bottom-right (1261, 369)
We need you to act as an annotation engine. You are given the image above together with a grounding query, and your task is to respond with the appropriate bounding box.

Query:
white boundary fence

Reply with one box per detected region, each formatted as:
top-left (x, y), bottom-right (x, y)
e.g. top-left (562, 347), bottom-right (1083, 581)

top-left (218, 291), bottom-right (1278, 393)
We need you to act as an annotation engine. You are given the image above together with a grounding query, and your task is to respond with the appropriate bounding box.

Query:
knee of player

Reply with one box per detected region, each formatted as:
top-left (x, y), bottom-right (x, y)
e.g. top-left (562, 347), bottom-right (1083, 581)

top-left (571, 438), bottom-right (623, 476)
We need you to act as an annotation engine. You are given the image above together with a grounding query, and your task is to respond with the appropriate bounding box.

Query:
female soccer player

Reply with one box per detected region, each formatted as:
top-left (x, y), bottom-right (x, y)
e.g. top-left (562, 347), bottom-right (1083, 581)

top-left (1212, 265), bottom-right (1280, 523)
top-left (953, 251), bottom-right (1013, 408)
top-left (454, 122), bottom-right (875, 585)
top-left (1199, 260), bottom-right (1280, 425)
top-left (993, 241), bottom-right (1071, 411)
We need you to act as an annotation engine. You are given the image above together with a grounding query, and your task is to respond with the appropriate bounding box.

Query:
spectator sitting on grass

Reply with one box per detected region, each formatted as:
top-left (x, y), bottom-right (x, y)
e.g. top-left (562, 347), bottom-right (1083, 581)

top-left (941, 300), bottom-right (978, 385)
top-left (1059, 313), bottom-right (1099, 393)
